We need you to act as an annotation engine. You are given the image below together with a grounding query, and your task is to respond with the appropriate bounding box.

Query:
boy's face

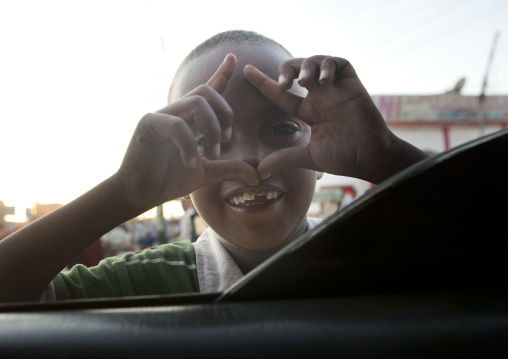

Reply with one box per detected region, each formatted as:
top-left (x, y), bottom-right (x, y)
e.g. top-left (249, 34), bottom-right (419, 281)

top-left (172, 43), bottom-right (319, 253)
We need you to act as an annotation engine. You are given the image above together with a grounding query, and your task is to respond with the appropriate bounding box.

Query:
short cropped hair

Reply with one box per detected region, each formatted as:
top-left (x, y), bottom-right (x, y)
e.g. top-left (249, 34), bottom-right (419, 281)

top-left (167, 30), bottom-right (292, 102)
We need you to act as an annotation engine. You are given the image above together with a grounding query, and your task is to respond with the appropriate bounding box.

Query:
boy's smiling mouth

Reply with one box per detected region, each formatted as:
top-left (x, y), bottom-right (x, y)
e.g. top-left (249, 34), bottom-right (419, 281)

top-left (228, 191), bottom-right (282, 206)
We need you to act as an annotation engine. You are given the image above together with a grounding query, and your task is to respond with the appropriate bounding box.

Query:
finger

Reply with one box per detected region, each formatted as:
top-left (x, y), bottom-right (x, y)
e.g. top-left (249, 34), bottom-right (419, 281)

top-left (318, 57), bottom-right (337, 84)
top-left (158, 95), bottom-right (225, 159)
top-left (323, 57), bottom-right (358, 83)
top-left (257, 147), bottom-right (317, 180)
top-left (278, 58), bottom-right (303, 90)
top-left (203, 159), bottom-right (260, 187)
top-left (296, 55), bottom-right (331, 87)
top-left (180, 84), bottom-right (234, 142)
top-left (297, 57), bottom-right (321, 87)
top-left (206, 53), bottom-right (237, 94)
top-left (139, 112), bottom-right (198, 168)
top-left (244, 65), bottom-right (303, 116)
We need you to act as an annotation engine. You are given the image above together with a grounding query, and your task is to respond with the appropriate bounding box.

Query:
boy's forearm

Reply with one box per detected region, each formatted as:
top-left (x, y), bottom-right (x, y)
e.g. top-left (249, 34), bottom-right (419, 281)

top-left (0, 175), bottom-right (148, 303)
top-left (370, 136), bottom-right (430, 184)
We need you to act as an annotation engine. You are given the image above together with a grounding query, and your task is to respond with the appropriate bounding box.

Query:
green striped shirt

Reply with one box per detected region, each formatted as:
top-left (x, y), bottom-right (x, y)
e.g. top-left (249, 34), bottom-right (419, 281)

top-left (53, 240), bottom-right (199, 300)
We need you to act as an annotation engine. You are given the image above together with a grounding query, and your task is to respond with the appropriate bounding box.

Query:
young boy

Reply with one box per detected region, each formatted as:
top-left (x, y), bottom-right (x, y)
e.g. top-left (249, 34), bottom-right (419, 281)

top-left (0, 30), bottom-right (428, 302)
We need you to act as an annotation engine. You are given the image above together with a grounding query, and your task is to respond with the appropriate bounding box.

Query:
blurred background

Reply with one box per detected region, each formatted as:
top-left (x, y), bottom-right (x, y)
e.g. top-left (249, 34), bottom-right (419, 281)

top-left (1, 0), bottom-right (507, 243)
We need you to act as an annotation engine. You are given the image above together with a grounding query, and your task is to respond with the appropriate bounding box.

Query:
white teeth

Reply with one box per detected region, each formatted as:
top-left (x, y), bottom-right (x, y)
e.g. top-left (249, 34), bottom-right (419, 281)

top-left (229, 191), bottom-right (281, 206)
top-left (266, 190), bottom-right (279, 200)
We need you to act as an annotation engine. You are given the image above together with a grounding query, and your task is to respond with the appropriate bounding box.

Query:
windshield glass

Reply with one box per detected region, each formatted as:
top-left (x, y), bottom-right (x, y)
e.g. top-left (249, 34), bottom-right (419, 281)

top-left (0, 0), bottom-right (507, 305)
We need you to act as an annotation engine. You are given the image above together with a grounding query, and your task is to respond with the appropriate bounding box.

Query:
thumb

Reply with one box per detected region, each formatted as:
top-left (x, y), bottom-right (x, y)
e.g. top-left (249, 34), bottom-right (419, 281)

top-left (257, 147), bottom-right (316, 180)
top-left (203, 159), bottom-right (260, 187)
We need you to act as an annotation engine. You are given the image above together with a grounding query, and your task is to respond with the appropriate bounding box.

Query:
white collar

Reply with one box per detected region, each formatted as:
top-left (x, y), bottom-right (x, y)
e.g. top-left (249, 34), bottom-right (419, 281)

top-left (192, 217), bottom-right (323, 293)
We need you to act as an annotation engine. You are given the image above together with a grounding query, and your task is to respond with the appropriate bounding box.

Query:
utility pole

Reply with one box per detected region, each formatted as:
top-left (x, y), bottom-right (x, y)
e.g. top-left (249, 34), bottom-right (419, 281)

top-left (478, 31), bottom-right (500, 136)
top-left (155, 204), bottom-right (167, 244)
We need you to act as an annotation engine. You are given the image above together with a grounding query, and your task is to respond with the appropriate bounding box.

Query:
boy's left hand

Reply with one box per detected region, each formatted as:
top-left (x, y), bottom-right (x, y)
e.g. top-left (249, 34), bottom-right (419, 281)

top-left (243, 56), bottom-right (428, 184)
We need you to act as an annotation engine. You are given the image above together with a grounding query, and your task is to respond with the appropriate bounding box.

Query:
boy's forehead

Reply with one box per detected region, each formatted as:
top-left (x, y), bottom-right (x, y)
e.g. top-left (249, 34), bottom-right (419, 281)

top-left (172, 43), bottom-right (291, 100)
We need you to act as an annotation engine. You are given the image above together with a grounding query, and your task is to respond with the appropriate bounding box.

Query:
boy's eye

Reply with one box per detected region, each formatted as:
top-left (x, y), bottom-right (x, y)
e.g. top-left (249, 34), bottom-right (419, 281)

top-left (267, 120), bottom-right (300, 137)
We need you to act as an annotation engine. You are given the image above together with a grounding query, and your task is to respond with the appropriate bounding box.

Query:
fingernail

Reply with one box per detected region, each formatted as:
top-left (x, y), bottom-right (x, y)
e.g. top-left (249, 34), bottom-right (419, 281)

top-left (189, 157), bottom-right (197, 169)
top-left (319, 69), bottom-right (328, 82)
top-left (297, 69), bottom-right (307, 83)
top-left (213, 143), bottom-right (221, 160)
top-left (278, 74), bottom-right (286, 85)
top-left (223, 126), bottom-right (232, 141)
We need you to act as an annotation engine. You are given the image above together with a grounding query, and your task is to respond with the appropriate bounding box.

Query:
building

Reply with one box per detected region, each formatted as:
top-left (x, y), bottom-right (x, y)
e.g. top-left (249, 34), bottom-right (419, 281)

top-left (374, 94), bottom-right (508, 153)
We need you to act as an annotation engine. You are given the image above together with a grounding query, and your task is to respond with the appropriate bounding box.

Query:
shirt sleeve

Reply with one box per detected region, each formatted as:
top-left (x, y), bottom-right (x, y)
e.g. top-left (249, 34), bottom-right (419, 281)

top-left (52, 240), bottom-right (200, 300)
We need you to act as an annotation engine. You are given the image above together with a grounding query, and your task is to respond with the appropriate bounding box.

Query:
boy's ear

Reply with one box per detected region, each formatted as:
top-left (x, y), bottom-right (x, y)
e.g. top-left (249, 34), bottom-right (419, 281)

top-left (316, 172), bottom-right (324, 180)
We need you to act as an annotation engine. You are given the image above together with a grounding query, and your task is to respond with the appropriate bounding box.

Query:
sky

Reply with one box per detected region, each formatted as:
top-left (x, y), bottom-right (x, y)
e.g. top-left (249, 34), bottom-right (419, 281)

top-left (0, 0), bottom-right (507, 220)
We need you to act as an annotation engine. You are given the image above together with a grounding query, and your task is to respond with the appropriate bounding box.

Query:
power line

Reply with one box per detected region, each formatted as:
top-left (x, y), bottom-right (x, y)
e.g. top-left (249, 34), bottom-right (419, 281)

top-left (364, 0), bottom-right (478, 57)
top-left (382, 0), bottom-right (504, 57)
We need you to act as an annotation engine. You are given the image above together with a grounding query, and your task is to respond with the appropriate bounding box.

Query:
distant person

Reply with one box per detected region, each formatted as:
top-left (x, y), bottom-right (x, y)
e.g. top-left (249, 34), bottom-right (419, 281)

top-left (64, 239), bottom-right (104, 270)
top-left (340, 188), bottom-right (357, 209)
top-left (100, 224), bottom-right (135, 257)
top-left (178, 199), bottom-right (207, 242)
top-left (82, 239), bottom-right (104, 267)
top-left (0, 30), bottom-right (428, 302)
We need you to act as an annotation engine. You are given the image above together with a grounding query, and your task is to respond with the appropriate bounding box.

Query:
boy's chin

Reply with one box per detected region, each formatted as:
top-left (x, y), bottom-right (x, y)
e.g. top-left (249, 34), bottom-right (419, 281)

top-left (223, 217), bottom-right (308, 252)
top-left (223, 234), bottom-right (291, 253)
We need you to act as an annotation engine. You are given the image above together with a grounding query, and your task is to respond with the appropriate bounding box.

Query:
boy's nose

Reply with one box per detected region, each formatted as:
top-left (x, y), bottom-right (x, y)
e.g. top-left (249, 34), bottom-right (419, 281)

top-left (227, 136), bottom-right (267, 168)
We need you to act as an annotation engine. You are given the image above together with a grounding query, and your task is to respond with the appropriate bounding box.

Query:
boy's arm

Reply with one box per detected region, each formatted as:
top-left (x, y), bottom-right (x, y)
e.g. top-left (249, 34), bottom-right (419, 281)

top-left (243, 56), bottom-right (429, 184)
top-left (0, 177), bottom-right (146, 302)
top-left (371, 135), bottom-right (429, 184)
top-left (0, 54), bottom-right (259, 303)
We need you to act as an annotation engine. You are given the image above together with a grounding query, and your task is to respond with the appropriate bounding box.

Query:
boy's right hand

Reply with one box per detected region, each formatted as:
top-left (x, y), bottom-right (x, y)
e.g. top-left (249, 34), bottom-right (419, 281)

top-left (112, 54), bottom-right (259, 209)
